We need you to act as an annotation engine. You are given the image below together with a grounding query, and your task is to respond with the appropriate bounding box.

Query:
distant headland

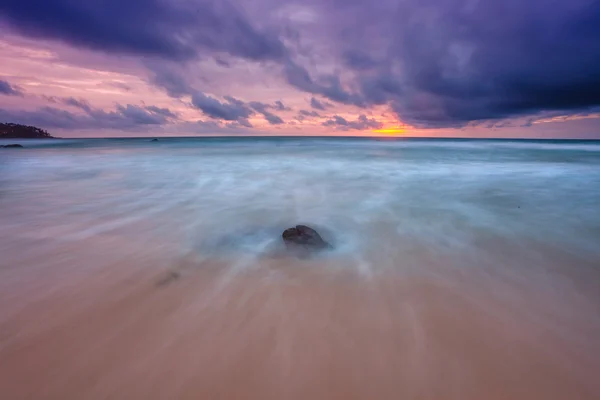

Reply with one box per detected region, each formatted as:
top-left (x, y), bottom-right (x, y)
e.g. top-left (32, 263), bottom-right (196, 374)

top-left (0, 123), bottom-right (55, 139)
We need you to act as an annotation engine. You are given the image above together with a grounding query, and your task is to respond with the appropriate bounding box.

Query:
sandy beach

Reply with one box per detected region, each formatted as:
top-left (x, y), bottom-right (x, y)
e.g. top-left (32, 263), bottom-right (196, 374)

top-left (1, 138), bottom-right (599, 399)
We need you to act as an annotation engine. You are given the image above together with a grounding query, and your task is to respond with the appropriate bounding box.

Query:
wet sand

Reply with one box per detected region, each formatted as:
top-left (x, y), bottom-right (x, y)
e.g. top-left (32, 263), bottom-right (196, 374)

top-left (1, 239), bottom-right (599, 400)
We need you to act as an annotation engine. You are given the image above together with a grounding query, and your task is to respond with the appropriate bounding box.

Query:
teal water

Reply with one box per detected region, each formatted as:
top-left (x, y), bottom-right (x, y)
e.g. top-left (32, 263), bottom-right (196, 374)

top-left (2, 137), bottom-right (599, 257)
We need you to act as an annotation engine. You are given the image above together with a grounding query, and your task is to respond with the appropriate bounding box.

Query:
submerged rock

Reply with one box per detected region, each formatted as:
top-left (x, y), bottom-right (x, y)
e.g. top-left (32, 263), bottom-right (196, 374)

top-left (282, 225), bottom-right (331, 255)
top-left (1, 144), bottom-right (24, 148)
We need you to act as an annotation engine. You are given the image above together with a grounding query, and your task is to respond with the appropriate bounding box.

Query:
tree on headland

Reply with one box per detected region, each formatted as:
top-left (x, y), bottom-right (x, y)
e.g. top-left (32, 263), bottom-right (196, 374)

top-left (0, 123), bottom-right (55, 139)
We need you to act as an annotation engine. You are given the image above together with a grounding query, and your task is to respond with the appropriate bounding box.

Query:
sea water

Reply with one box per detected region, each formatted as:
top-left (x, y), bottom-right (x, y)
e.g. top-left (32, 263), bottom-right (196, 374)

top-left (1, 137), bottom-right (599, 399)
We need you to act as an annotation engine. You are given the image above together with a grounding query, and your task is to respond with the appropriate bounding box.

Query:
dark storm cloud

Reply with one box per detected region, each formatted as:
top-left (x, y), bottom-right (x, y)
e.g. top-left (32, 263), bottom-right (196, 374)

top-left (0, 103), bottom-right (177, 130)
top-left (0, 79), bottom-right (23, 96)
top-left (301, 0), bottom-right (600, 127)
top-left (394, 0), bottom-right (600, 126)
top-left (0, 0), bottom-right (286, 62)
top-left (322, 114), bottom-right (382, 130)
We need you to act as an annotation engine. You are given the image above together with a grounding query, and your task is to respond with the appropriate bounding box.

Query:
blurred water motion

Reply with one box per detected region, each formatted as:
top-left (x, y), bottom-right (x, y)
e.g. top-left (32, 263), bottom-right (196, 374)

top-left (1, 137), bottom-right (599, 399)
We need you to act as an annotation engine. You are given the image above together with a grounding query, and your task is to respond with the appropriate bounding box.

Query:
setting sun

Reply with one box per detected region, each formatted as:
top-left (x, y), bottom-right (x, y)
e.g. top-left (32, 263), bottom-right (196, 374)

top-left (372, 127), bottom-right (406, 135)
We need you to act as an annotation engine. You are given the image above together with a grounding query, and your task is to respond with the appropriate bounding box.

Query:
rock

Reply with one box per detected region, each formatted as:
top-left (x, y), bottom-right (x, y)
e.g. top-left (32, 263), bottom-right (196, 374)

top-left (156, 270), bottom-right (181, 287)
top-left (150, 138), bottom-right (159, 142)
top-left (282, 225), bottom-right (331, 255)
top-left (1, 144), bottom-right (24, 148)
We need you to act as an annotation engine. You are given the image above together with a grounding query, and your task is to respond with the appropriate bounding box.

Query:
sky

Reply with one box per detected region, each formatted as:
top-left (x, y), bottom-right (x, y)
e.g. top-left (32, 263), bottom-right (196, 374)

top-left (0, 0), bottom-right (599, 138)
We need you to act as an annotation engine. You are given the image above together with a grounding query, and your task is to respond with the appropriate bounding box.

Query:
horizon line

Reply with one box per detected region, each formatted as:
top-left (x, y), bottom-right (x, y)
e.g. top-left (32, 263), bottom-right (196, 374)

top-left (15, 135), bottom-right (600, 141)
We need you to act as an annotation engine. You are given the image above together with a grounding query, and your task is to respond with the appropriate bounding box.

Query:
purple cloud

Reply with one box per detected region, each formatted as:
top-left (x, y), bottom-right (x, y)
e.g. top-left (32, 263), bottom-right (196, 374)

top-left (296, 109), bottom-right (321, 121)
top-left (104, 81), bottom-right (132, 92)
top-left (62, 97), bottom-right (92, 112)
top-left (322, 114), bottom-right (382, 130)
top-left (226, 119), bottom-right (253, 129)
top-left (1, 0), bottom-right (600, 132)
top-left (48, 96), bottom-right (178, 124)
top-left (145, 105), bottom-right (178, 119)
top-left (310, 97), bottom-right (331, 111)
top-left (0, 79), bottom-right (23, 96)
top-left (248, 101), bottom-right (285, 124)
top-left (283, 61), bottom-right (365, 107)
top-left (342, 50), bottom-right (378, 71)
top-left (0, 0), bottom-right (286, 62)
top-left (263, 113), bottom-right (284, 125)
top-left (191, 92), bottom-right (252, 122)
top-left (274, 100), bottom-right (291, 111)
top-left (299, 110), bottom-right (320, 117)
top-left (112, 104), bottom-right (173, 125)
top-left (147, 62), bottom-right (288, 125)
top-left (147, 61), bottom-right (194, 98)
top-left (0, 103), bottom-right (177, 130)
top-left (296, 0), bottom-right (600, 127)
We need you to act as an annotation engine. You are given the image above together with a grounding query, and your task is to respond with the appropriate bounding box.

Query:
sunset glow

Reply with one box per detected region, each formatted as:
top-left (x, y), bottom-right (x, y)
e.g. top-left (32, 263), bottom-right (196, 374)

top-left (1, 2), bottom-right (600, 400)
top-left (372, 127), bottom-right (406, 135)
top-left (0, 1), bottom-right (599, 138)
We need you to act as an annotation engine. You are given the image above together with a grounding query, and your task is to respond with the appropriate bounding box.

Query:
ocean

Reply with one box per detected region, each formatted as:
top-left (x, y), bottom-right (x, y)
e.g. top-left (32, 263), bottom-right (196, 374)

top-left (1, 137), bottom-right (599, 399)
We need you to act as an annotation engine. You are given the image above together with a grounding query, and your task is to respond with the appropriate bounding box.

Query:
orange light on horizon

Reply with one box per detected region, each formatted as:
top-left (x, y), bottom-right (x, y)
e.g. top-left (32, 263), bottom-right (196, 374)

top-left (371, 127), bottom-right (406, 135)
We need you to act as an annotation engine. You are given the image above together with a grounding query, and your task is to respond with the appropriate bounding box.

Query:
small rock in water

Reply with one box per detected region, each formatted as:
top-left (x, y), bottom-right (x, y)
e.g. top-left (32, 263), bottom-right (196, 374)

top-left (1, 144), bottom-right (24, 148)
top-left (150, 138), bottom-right (159, 142)
top-left (282, 225), bottom-right (331, 256)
